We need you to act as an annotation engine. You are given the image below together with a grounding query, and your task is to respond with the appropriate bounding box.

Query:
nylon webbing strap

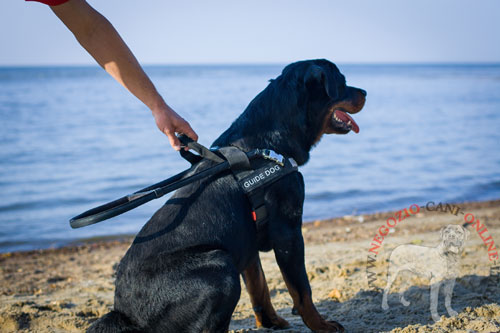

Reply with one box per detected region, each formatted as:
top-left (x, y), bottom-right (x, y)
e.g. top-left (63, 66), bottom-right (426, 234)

top-left (231, 155), bottom-right (298, 229)
top-left (239, 163), bottom-right (289, 194)
top-left (248, 189), bottom-right (268, 229)
top-left (217, 147), bottom-right (252, 170)
top-left (183, 138), bottom-right (299, 230)
top-left (244, 157), bottom-right (297, 228)
top-left (178, 134), bottom-right (224, 163)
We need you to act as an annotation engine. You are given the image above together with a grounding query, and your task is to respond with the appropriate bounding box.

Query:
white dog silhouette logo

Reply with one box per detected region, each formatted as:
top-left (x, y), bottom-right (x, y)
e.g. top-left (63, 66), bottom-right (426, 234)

top-left (381, 224), bottom-right (469, 322)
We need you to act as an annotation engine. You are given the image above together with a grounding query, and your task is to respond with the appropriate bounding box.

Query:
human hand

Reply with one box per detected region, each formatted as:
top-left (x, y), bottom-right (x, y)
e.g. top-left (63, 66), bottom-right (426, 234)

top-left (152, 105), bottom-right (198, 151)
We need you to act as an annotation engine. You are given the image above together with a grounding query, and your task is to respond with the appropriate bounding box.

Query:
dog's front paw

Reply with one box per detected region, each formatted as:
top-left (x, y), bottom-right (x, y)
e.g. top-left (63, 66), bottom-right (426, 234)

top-left (256, 313), bottom-right (290, 329)
top-left (447, 309), bottom-right (458, 317)
top-left (431, 313), bottom-right (442, 322)
top-left (399, 295), bottom-right (410, 307)
top-left (311, 319), bottom-right (344, 333)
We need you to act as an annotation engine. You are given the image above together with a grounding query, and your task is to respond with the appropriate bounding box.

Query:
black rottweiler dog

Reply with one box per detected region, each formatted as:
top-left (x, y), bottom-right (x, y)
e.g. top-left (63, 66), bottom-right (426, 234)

top-left (88, 59), bottom-right (365, 332)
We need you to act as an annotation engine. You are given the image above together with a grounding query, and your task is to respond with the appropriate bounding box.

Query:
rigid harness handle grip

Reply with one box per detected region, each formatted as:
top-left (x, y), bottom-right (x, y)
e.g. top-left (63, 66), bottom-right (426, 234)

top-left (177, 134), bottom-right (224, 163)
top-left (69, 169), bottom-right (190, 229)
top-left (69, 191), bottom-right (156, 229)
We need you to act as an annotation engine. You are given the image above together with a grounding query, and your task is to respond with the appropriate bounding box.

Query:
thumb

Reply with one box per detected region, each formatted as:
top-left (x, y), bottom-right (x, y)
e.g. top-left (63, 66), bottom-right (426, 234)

top-left (165, 131), bottom-right (181, 151)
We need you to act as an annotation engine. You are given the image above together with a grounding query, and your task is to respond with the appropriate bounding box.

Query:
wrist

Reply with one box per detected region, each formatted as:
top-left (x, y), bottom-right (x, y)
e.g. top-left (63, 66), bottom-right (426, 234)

top-left (145, 90), bottom-right (170, 113)
top-left (150, 101), bottom-right (173, 116)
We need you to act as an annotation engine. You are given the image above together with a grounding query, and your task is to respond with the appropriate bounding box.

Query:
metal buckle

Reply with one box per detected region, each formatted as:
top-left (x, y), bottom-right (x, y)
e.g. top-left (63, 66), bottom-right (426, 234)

top-left (262, 149), bottom-right (285, 166)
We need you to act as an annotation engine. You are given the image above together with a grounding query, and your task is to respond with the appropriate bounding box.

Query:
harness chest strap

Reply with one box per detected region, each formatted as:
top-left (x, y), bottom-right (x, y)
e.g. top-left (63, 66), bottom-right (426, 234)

top-left (217, 147), bottom-right (298, 227)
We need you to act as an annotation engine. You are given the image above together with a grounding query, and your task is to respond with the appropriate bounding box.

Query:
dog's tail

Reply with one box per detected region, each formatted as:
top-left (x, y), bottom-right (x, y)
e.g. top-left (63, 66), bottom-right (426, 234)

top-left (86, 310), bottom-right (139, 333)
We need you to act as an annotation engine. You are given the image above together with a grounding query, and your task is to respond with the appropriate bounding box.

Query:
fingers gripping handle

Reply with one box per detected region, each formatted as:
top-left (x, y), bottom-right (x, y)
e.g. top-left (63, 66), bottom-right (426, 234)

top-left (177, 134), bottom-right (224, 163)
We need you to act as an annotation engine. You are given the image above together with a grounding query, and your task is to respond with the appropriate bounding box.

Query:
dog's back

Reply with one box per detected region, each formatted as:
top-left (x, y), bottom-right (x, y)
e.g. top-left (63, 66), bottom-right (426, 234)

top-left (389, 244), bottom-right (442, 278)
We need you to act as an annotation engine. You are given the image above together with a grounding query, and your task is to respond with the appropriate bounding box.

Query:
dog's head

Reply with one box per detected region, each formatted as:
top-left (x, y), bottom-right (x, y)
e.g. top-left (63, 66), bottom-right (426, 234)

top-left (213, 59), bottom-right (366, 165)
top-left (280, 59), bottom-right (366, 139)
top-left (440, 224), bottom-right (469, 254)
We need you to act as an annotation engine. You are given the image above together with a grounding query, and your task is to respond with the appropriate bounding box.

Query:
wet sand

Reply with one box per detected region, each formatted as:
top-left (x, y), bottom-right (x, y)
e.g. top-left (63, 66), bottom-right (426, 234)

top-left (1, 200), bottom-right (499, 332)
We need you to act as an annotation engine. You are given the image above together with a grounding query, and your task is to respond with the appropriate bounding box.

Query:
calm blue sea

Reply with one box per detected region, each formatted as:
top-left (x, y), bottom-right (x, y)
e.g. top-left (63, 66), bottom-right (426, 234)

top-left (1, 64), bottom-right (499, 252)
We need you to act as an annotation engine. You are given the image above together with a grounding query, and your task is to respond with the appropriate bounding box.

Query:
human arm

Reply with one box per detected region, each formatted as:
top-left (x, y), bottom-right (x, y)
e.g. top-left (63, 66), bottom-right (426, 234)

top-left (50, 0), bottom-right (198, 150)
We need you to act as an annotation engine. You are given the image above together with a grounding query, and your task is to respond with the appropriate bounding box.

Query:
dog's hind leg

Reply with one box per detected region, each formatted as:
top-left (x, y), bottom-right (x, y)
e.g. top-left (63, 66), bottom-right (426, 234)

top-left (399, 291), bottom-right (410, 307)
top-left (86, 310), bottom-right (140, 333)
top-left (177, 249), bottom-right (241, 332)
top-left (195, 259), bottom-right (241, 333)
top-left (382, 265), bottom-right (400, 310)
top-left (443, 279), bottom-right (458, 317)
top-left (114, 248), bottom-right (241, 332)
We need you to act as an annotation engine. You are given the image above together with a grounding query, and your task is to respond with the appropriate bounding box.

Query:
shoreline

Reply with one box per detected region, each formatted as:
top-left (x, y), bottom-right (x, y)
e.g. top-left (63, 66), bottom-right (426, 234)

top-left (2, 198), bottom-right (499, 255)
top-left (1, 199), bottom-right (499, 332)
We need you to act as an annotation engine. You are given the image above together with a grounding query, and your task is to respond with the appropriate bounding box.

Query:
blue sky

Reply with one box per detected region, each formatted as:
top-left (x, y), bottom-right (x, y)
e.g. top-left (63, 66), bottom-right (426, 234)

top-left (2, 0), bottom-right (500, 65)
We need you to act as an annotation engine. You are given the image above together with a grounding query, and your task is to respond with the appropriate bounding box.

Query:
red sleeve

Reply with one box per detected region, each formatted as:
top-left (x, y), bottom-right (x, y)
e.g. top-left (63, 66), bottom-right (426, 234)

top-left (26, 0), bottom-right (70, 6)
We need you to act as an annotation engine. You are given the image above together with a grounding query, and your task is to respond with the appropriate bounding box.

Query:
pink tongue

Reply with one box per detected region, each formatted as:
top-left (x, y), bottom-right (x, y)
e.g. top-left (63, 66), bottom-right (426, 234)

top-left (334, 110), bottom-right (359, 133)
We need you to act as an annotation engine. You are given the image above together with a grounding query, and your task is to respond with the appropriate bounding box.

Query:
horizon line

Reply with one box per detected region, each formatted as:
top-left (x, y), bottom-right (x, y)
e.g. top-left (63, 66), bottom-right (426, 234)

top-left (1, 61), bottom-right (500, 68)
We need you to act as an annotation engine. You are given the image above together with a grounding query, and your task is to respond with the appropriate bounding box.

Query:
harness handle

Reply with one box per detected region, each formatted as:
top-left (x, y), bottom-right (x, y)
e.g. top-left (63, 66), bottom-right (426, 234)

top-left (69, 160), bottom-right (231, 229)
top-left (69, 134), bottom-right (298, 229)
top-left (178, 134), bottom-right (224, 163)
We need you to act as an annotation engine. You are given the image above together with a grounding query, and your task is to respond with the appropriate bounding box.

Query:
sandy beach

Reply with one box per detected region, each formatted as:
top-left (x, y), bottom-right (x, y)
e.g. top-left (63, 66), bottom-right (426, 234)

top-left (1, 200), bottom-right (499, 332)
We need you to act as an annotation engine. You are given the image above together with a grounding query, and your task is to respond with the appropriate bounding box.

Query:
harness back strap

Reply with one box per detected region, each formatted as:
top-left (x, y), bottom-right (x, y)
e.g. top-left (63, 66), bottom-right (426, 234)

top-left (217, 147), bottom-right (252, 170)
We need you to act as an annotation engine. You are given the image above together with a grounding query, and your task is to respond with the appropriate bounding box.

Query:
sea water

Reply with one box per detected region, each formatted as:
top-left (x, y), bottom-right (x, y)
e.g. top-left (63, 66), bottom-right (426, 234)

top-left (1, 64), bottom-right (499, 252)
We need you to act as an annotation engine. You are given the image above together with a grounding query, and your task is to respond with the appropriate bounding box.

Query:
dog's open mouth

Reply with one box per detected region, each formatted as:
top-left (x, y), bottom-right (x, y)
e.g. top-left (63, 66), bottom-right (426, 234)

top-left (331, 109), bottom-right (359, 134)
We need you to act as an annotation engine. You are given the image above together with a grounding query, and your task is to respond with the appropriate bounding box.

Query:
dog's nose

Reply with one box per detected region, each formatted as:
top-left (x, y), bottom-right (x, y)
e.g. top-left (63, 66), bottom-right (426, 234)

top-left (359, 89), bottom-right (367, 97)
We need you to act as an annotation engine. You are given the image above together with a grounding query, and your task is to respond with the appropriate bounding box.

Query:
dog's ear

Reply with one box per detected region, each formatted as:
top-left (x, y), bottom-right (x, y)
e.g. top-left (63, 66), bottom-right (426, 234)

top-left (440, 226), bottom-right (447, 239)
top-left (304, 65), bottom-right (336, 99)
top-left (462, 225), bottom-right (470, 240)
